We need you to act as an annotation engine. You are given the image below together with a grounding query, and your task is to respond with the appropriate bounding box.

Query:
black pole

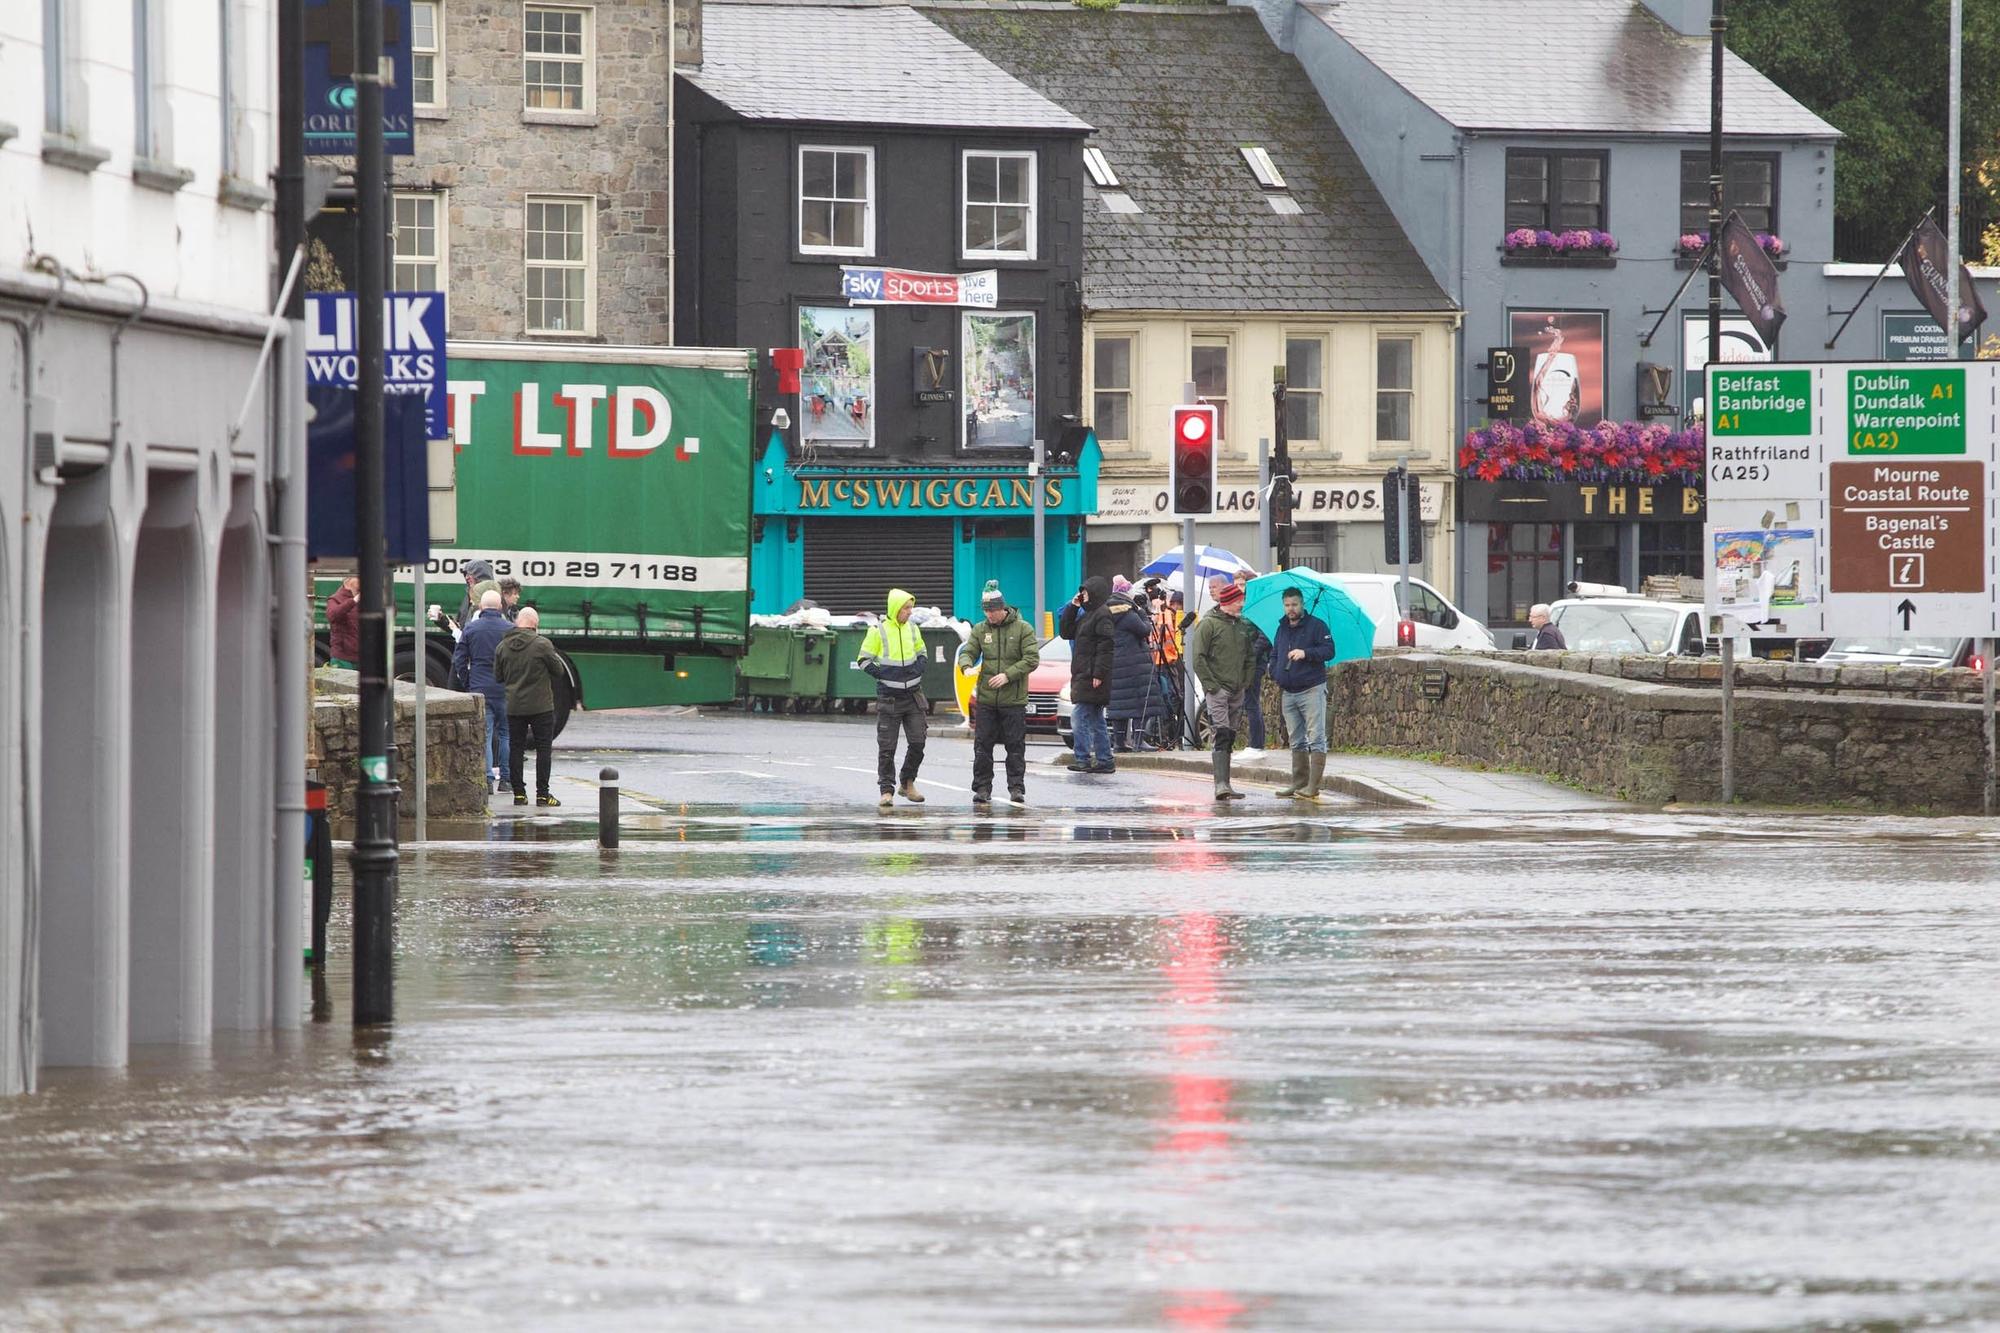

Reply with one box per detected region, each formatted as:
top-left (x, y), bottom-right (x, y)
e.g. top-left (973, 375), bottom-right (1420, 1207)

top-left (276, 0), bottom-right (303, 321)
top-left (1708, 0), bottom-right (1725, 368)
top-left (350, 0), bottom-right (399, 1027)
top-left (1271, 370), bottom-right (1292, 572)
top-left (599, 768), bottom-right (620, 849)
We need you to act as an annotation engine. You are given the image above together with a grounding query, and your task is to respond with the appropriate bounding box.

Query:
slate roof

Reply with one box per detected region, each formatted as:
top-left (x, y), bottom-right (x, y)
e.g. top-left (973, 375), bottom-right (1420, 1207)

top-left (1310, 0), bottom-right (1840, 137)
top-left (687, 0), bottom-right (1089, 132)
top-left (925, 4), bottom-right (1452, 313)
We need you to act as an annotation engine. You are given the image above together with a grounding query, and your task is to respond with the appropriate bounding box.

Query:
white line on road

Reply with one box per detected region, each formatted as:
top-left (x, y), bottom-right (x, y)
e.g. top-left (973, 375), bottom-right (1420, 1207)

top-left (667, 769), bottom-right (774, 778)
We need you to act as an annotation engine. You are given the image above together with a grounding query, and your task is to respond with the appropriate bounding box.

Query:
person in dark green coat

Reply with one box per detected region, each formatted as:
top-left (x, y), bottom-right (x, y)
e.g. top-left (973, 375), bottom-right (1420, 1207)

top-left (495, 607), bottom-right (567, 806)
top-left (1185, 581), bottom-right (1258, 799)
top-left (956, 580), bottom-right (1040, 808)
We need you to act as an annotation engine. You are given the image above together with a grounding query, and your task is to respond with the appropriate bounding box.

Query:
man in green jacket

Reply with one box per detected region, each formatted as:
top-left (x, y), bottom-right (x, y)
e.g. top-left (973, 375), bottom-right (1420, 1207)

top-left (956, 580), bottom-right (1040, 809)
top-left (495, 607), bottom-right (568, 807)
top-left (1185, 581), bottom-right (1257, 800)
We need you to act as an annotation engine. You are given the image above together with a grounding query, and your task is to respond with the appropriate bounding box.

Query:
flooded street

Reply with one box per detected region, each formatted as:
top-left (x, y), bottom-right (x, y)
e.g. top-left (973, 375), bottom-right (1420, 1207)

top-left (4, 718), bottom-right (2000, 1329)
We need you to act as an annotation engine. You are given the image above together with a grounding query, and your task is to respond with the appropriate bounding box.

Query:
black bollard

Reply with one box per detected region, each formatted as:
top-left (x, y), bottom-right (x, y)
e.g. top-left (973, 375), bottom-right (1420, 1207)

top-left (599, 767), bottom-right (620, 849)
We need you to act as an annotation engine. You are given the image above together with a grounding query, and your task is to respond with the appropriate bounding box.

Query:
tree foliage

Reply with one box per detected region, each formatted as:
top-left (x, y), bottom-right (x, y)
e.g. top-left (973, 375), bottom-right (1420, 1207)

top-left (1729, 0), bottom-right (2000, 261)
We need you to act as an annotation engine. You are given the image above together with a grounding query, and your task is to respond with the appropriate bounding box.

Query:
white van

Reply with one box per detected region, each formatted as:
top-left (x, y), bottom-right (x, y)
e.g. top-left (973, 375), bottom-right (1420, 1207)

top-left (1315, 573), bottom-right (1495, 652)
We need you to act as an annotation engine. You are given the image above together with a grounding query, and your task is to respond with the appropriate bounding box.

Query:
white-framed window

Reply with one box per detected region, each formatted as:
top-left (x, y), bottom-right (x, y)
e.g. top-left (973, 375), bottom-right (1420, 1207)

top-left (798, 145), bottom-right (873, 256)
top-left (962, 150), bottom-right (1036, 260)
top-left (1092, 333), bottom-right (1134, 441)
top-left (524, 4), bottom-right (592, 112)
top-left (1284, 335), bottom-right (1324, 445)
top-left (1192, 334), bottom-right (1230, 442)
top-left (394, 192), bottom-right (447, 294)
top-left (412, 1), bottom-right (444, 110)
top-left (524, 194), bottom-right (593, 334)
top-left (1376, 334), bottom-right (1415, 443)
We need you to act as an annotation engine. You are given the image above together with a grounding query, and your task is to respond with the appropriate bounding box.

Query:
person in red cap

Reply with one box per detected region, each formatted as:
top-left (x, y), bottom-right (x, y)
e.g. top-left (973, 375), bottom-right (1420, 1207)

top-left (1186, 579), bottom-right (1258, 799)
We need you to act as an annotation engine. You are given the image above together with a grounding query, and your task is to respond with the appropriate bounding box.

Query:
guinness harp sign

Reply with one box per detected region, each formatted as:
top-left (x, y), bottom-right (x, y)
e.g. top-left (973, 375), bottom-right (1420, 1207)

top-left (1484, 345), bottom-right (1526, 422)
top-left (913, 346), bottom-right (954, 404)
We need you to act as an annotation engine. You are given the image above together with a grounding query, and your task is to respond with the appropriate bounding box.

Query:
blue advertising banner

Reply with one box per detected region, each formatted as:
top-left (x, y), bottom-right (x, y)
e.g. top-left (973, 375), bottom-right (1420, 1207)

top-left (305, 386), bottom-right (432, 563)
top-left (305, 292), bottom-right (447, 438)
top-left (303, 0), bottom-right (416, 156)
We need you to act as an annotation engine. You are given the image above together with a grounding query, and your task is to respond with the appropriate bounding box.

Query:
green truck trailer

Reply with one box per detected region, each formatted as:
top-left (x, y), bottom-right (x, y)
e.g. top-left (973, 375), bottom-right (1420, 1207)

top-left (317, 341), bottom-right (757, 711)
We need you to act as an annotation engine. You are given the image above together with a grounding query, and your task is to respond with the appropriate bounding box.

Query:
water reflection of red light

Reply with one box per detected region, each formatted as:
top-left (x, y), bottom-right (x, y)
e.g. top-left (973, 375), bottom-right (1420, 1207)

top-left (1159, 910), bottom-right (1234, 1156)
top-left (1165, 1289), bottom-right (1249, 1330)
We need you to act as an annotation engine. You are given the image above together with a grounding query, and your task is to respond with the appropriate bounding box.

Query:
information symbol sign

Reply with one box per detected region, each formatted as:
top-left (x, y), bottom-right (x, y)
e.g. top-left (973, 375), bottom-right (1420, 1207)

top-left (1889, 554), bottom-right (1925, 589)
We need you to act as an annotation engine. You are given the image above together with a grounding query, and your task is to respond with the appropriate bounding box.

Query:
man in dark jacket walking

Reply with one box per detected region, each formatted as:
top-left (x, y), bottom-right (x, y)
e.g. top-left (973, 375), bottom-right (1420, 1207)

top-left (957, 580), bottom-right (1040, 809)
top-left (1059, 576), bottom-right (1117, 773)
top-left (495, 607), bottom-right (567, 806)
top-left (1269, 586), bottom-right (1337, 800)
top-left (1186, 581), bottom-right (1257, 799)
top-left (1105, 578), bottom-right (1155, 753)
top-left (326, 576), bottom-right (360, 668)
top-left (452, 589), bottom-right (512, 793)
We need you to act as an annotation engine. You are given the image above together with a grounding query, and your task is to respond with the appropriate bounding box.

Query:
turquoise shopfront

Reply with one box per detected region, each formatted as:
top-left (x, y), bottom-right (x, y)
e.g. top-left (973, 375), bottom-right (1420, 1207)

top-left (751, 432), bottom-right (1101, 622)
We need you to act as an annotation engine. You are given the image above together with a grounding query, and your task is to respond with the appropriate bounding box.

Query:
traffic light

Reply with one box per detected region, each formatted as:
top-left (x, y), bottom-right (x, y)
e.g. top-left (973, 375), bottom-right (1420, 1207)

top-left (1170, 405), bottom-right (1218, 517)
top-left (1382, 467), bottom-right (1424, 564)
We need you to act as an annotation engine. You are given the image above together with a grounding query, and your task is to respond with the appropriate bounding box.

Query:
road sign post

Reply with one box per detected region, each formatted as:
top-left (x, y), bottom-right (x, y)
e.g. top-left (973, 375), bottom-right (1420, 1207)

top-left (1706, 359), bottom-right (2000, 808)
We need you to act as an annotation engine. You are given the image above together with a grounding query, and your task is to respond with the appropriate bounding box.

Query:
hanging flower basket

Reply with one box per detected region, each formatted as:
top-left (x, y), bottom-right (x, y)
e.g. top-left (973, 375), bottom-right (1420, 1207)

top-left (1459, 420), bottom-right (1706, 485)
top-left (1501, 228), bottom-right (1619, 264)
top-left (1677, 231), bottom-right (1786, 264)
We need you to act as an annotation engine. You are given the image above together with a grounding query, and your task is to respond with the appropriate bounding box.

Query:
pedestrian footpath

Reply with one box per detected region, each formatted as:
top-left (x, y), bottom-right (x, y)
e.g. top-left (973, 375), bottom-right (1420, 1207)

top-left (1091, 749), bottom-right (1623, 813)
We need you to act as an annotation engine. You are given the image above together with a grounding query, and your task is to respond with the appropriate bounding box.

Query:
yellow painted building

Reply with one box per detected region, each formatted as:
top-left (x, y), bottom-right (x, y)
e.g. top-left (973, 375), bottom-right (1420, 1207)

top-left (929, 3), bottom-right (1461, 588)
top-left (1083, 314), bottom-right (1458, 587)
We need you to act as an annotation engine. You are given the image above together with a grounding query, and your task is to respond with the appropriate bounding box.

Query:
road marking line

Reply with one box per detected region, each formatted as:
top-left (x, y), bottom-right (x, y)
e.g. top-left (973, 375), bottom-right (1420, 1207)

top-left (667, 768), bottom-right (773, 778)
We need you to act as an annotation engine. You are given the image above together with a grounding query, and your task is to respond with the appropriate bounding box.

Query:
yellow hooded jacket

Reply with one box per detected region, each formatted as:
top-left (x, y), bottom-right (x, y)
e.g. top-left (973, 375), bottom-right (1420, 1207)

top-left (856, 588), bottom-right (927, 696)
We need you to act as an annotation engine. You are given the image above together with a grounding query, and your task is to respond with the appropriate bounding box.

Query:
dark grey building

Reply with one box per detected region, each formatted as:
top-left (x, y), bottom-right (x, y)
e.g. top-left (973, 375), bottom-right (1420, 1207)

top-left (675, 0), bottom-right (1097, 618)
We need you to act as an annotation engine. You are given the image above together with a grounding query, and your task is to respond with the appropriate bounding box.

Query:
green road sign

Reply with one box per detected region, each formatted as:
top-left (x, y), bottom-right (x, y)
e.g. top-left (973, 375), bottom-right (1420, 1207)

top-left (1846, 367), bottom-right (1965, 455)
top-left (1709, 368), bottom-right (1812, 436)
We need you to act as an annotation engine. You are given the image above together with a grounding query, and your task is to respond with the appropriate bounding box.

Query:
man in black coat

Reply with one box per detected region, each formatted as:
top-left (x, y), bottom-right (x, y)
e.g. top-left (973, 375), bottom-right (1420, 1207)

top-left (1059, 576), bottom-right (1117, 773)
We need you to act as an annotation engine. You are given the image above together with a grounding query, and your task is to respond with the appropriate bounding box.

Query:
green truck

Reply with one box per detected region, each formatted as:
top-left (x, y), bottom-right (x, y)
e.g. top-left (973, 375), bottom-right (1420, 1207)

top-left (317, 341), bottom-right (757, 713)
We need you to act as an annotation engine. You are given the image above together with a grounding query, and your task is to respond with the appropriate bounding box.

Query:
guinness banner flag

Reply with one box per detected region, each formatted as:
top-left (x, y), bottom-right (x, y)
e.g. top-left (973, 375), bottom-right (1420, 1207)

top-left (1717, 211), bottom-right (1787, 346)
top-left (1901, 214), bottom-right (1988, 346)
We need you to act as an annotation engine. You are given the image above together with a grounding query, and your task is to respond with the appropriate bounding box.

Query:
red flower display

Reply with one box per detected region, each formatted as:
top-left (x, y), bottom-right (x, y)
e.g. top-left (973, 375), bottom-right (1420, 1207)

top-left (1458, 420), bottom-right (1705, 486)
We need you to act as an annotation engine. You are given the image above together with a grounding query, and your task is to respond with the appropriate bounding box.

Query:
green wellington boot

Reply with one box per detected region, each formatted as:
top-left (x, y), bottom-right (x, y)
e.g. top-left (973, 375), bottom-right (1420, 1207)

top-left (1273, 750), bottom-right (1307, 798)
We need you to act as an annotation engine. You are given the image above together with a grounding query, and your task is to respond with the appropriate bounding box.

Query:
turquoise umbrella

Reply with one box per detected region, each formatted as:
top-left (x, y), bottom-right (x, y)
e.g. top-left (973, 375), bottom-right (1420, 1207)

top-left (1240, 570), bottom-right (1376, 663)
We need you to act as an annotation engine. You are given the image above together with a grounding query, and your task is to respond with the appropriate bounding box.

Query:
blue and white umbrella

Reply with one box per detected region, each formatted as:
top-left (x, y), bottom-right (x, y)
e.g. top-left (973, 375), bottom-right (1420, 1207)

top-left (1139, 544), bottom-right (1257, 584)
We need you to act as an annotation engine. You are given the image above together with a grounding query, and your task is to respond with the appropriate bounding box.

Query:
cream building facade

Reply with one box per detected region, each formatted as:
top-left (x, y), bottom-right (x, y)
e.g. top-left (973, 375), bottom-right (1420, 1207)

top-left (931, 4), bottom-right (1459, 589)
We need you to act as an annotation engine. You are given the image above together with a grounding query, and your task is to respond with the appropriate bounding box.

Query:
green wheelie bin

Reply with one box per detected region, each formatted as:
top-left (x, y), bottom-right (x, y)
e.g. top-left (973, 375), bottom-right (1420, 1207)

top-left (826, 624), bottom-right (878, 714)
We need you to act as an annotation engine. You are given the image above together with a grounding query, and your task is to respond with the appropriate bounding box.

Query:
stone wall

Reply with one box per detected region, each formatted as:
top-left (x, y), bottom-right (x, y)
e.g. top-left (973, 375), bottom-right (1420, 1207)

top-left (399, 0), bottom-right (676, 344)
top-left (1322, 653), bottom-right (1989, 813)
top-left (312, 671), bottom-right (489, 830)
top-left (1476, 648), bottom-right (1991, 703)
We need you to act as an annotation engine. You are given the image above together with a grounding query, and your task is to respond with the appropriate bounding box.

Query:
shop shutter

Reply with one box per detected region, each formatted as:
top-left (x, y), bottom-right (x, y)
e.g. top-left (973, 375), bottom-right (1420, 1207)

top-left (803, 517), bottom-right (957, 615)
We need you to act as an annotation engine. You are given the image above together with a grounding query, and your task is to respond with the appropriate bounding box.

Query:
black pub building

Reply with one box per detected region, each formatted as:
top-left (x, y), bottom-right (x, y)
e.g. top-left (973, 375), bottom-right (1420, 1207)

top-left (675, 0), bottom-right (1095, 618)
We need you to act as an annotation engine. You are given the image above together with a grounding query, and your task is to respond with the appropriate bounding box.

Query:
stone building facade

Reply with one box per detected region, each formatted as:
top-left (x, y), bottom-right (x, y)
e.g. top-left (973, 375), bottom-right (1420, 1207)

top-left (322, 0), bottom-right (685, 345)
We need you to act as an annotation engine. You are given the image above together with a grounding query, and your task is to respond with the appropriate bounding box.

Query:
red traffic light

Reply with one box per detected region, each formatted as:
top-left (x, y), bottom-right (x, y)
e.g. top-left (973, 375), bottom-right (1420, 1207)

top-left (1395, 618), bottom-right (1417, 648)
top-left (1170, 405), bottom-right (1218, 517)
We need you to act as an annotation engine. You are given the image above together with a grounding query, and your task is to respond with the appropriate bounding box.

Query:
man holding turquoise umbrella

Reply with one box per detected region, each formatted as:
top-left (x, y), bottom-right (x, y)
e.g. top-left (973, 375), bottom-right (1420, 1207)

top-left (1268, 586), bottom-right (1336, 799)
top-left (1239, 569), bottom-right (1378, 798)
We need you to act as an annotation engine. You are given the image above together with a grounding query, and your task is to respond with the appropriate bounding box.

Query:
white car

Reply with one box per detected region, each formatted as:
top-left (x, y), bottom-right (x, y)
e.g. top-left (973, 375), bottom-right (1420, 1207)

top-left (1311, 573), bottom-right (1494, 652)
top-left (1549, 597), bottom-right (1707, 657)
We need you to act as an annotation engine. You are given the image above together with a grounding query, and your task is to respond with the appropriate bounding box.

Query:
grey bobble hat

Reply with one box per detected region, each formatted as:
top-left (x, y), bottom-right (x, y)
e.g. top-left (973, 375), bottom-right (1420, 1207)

top-left (981, 579), bottom-right (1005, 606)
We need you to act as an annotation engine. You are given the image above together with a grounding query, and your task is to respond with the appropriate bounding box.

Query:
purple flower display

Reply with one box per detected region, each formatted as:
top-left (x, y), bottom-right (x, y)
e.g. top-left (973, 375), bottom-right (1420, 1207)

top-left (1459, 420), bottom-right (1706, 485)
top-left (1503, 228), bottom-right (1618, 255)
top-left (1677, 231), bottom-right (1786, 257)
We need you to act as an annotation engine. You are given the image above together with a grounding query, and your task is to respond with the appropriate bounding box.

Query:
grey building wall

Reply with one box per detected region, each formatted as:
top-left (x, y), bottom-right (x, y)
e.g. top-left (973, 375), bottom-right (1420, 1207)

top-left (1289, 16), bottom-right (1462, 302)
top-left (394, 0), bottom-right (677, 345)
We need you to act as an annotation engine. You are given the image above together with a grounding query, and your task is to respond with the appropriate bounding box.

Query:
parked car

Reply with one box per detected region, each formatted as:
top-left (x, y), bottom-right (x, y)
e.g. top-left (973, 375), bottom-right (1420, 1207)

top-left (1027, 636), bottom-right (1068, 734)
top-left (1816, 637), bottom-right (1984, 670)
top-left (1315, 573), bottom-right (1494, 652)
top-left (1549, 596), bottom-right (1706, 656)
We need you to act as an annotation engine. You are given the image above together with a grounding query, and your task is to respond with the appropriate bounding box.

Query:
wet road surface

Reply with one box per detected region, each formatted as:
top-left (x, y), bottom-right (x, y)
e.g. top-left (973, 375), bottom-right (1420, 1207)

top-left (3, 714), bottom-right (1999, 1329)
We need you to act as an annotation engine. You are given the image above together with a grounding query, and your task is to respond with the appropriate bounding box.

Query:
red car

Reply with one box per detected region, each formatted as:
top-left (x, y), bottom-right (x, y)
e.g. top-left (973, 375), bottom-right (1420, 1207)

top-left (1026, 636), bottom-right (1069, 734)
